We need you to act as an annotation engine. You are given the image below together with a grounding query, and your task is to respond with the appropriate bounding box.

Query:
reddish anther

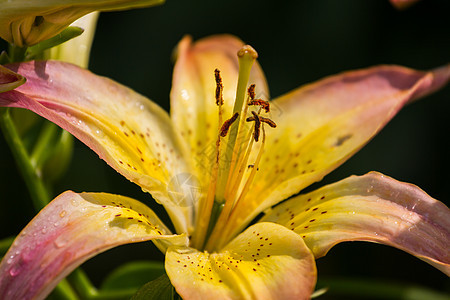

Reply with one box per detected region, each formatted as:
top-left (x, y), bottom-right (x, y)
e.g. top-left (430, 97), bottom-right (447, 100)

top-left (248, 99), bottom-right (270, 113)
top-left (215, 69), bottom-right (224, 106)
top-left (220, 112), bottom-right (239, 137)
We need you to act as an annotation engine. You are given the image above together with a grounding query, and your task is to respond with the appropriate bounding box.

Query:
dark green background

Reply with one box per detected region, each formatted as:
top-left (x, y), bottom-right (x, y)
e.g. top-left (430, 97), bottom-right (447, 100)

top-left (1, 0), bottom-right (449, 298)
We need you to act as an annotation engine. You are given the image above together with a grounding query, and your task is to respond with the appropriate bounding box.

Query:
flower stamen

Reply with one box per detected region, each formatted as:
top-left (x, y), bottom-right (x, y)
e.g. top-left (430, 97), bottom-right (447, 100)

top-left (246, 111), bottom-right (277, 142)
top-left (247, 84), bottom-right (256, 100)
top-left (248, 111), bottom-right (261, 142)
top-left (248, 99), bottom-right (270, 113)
top-left (220, 112), bottom-right (239, 137)
top-left (215, 68), bottom-right (224, 106)
top-left (193, 45), bottom-right (280, 251)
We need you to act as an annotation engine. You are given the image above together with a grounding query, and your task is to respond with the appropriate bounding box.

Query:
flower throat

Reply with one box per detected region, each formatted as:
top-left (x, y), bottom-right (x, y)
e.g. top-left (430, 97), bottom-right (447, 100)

top-left (191, 45), bottom-right (277, 252)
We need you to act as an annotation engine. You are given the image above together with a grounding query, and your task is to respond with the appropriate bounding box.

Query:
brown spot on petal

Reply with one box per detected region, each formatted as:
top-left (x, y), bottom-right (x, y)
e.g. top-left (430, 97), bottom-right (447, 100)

top-left (334, 134), bottom-right (352, 147)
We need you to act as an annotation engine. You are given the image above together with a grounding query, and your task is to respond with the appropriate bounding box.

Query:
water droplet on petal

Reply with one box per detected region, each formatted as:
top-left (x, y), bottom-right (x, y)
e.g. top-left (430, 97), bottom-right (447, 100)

top-left (54, 236), bottom-right (68, 248)
top-left (9, 265), bottom-right (22, 277)
top-left (71, 199), bottom-right (80, 207)
top-left (41, 226), bottom-right (47, 234)
top-left (59, 210), bottom-right (67, 218)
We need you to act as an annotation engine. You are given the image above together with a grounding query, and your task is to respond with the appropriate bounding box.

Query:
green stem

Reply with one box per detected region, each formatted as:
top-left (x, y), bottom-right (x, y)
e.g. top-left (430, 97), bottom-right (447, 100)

top-left (317, 277), bottom-right (450, 300)
top-left (7, 44), bottom-right (27, 63)
top-left (0, 107), bottom-right (51, 210)
top-left (51, 280), bottom-right (80, 300)
top-left (0, 108), bottom-right (88, 300)
top-left (68, 269), bottom-right (99, 299)
top-left (30, 121), bottom-right (58, 169)
top-left (91, 289), bottom-right (138, 300)
top-left (68, 269), bottom-right (140, 300)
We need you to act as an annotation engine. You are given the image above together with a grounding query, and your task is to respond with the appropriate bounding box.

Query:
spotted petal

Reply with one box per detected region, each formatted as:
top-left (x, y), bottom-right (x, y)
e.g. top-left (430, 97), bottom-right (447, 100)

top-left (166, 222), bottom-right (316, 300)
top-left (0, 61), bottom-right (193, 233)
top-left (226, 64), bottom-right (450, 239)
top-left (0, 191), bottom-right (187, 300)
top-left (262, 172), bottom-right (450, 275)
top-left (170, 35), bottom-right (269, 186)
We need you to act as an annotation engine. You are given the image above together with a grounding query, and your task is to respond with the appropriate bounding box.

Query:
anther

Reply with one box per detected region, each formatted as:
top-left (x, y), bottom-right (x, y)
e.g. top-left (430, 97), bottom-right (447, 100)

top-left (259, 116), bottom-right (276, 128)
top-left (248, 99), bottom-right (270, 113)
top-left (247, 84), bottom-right (256, 100)
top-left (220, 112), bottom-right (239, 137)
top-left (246, 111), bottom-right (277, 142)
top-left (250, 111), bottom-right (261, 142)
top-left (215, 69), bottom-right (224, 106)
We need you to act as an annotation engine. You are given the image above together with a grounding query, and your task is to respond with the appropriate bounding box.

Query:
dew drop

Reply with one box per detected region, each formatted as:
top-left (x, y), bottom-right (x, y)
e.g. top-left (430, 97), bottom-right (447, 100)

top-left (59, 210), bottom-right (67, 218)
top-left (41, 226), bottom-right (47, 234)
top-left (9, 265), bottom-right (22, 277)
top-left (71, 199), bottom-right (80, 207)
top-left (54, 236), bottom-right (68, 248)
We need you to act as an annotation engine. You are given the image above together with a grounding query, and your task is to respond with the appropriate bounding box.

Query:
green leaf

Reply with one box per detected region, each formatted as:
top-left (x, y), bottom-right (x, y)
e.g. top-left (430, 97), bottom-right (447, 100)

top-left (26, 26), bottom-right (84, 59)
top-left (101, 261), bottom-right (165, 292)
top-left (131, 274), bottom-right (177, 300)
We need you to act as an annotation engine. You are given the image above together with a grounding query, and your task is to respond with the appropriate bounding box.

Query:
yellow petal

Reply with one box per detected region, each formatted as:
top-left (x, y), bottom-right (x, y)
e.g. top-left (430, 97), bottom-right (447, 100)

top-left (0, 61), bottom-right (194, 233)
top-left (262, 172), bottom-right (450, 275)
top-left (0, 191), bottom-right (187, 300)
top-left (166, 222), bottom-right (316, 300)
top-left (225, 64), bottom-right (450, 240)
top-left (170, 35), bottom-right (269, 187)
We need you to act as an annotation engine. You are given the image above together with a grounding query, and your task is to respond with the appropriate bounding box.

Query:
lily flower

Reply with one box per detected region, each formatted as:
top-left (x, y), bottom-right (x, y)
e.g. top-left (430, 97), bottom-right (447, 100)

top-left (0, 0), bottom-right (164, 47)
top-left (0, 35), bottom-right (449, 299)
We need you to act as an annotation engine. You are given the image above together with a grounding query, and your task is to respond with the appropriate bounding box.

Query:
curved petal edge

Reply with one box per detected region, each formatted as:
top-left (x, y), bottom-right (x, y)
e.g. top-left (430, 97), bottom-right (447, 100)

top-left (262, 172), bottom-right (450, 275)
top-left (0, 191), bottom-right (186, 300)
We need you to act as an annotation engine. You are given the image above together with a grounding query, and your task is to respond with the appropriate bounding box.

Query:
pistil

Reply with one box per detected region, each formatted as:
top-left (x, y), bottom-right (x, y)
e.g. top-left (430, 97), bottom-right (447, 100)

top-left (214, 46), bottom-right (258, 203)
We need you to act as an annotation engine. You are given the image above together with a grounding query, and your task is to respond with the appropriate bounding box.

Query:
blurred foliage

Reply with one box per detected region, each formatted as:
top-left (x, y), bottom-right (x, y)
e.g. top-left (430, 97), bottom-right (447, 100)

top-left (0, 0), bottom-right (449, 298)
